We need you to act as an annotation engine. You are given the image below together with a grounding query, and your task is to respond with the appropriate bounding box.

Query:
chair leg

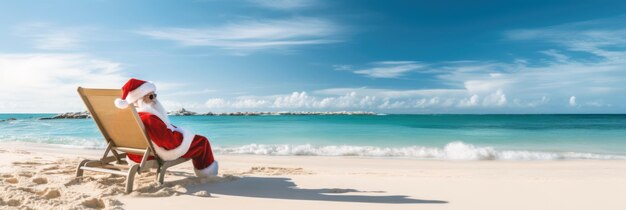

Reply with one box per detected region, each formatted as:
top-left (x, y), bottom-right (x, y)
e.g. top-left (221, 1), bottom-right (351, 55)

top-left (75, 159), bottom-right (90, 177)
top-left (156, 165), bottom-right (166, 185)
top-left (154, 165), bottom-right (160, 182)
top-left (126, 164), bottom-right (139, 193)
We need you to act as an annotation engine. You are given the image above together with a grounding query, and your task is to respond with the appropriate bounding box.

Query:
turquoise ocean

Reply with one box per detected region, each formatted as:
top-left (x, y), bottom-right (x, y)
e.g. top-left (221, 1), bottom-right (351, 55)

top-left (1, 114), bottom-right (626, 160)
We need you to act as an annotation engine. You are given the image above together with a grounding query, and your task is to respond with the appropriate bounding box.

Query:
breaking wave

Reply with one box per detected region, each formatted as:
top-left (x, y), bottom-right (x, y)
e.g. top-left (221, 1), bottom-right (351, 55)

top-left (214, 141), bottom-right (626, 160)
top-left (0, 135), bottom-right (105, 149)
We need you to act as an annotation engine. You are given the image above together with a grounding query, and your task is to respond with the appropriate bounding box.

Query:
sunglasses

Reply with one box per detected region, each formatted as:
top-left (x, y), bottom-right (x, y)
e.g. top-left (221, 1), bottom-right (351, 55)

top-left (148, 93), bottom-right (157, 100)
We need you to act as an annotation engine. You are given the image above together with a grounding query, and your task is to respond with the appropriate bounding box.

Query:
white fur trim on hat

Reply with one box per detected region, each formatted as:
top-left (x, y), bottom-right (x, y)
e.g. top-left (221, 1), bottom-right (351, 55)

top-left (151, 126), bottom-right (194, 161)
top-left (194, 161), bottom-right (219, 177)
top-left (114, 82), bottom-right (156, 109)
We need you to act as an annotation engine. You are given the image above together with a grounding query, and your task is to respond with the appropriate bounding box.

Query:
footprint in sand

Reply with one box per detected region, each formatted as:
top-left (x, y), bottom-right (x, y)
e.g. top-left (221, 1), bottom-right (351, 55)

top-left (12, 161), bottom-right (42, 167)
top-left (32, 177), bottom-right (48, 185)
top-left (6, 198), bottom-right (21, 206)
top-left (81, 197), bottom-right (105, 209)
top-left (40, 188), bottom-right (61, 199)
top-left (5, 177), bottom-right (19, 184)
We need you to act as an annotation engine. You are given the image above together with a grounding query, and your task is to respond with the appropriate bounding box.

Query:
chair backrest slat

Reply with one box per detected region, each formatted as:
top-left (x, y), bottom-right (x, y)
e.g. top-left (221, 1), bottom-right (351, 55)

top-left (77, 87), bottom-right (150, 151)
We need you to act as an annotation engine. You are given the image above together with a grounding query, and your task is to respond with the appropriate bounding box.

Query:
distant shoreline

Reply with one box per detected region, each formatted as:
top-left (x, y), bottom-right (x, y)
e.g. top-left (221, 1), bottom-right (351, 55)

top-left (31, 110), bottom-right (380, 120)
top-left (2, 112), bottom-right (626, 116)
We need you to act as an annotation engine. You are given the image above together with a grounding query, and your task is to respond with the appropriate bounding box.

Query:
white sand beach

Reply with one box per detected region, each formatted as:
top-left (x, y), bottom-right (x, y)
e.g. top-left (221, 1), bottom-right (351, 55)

top-left (1, 142), bottom-right (625, 210)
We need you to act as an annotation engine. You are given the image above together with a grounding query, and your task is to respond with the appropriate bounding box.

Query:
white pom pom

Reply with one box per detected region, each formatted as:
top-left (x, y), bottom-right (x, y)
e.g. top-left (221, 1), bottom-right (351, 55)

top-left (114, 98), bottom-right (129, 109)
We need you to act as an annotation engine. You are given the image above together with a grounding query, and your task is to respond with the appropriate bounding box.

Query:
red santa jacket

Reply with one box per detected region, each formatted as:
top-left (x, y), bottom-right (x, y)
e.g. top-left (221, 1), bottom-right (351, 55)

top-left (134, 112), bottom-right (194, 161)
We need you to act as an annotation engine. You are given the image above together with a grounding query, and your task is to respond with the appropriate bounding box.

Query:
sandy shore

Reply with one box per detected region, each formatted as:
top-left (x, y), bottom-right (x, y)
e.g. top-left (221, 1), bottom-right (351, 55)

top-left (1, 142), bottom-right (625, 210)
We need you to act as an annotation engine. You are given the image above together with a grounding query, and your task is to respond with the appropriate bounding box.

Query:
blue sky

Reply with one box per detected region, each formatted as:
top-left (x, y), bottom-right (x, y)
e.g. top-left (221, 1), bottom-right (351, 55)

top-left (1, 0), bottom-right (626, 113)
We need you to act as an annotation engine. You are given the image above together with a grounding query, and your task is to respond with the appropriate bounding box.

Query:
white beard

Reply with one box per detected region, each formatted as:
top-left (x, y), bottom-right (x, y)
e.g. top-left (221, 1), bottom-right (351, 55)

top-left (135, 99), bottom-right (174, 130)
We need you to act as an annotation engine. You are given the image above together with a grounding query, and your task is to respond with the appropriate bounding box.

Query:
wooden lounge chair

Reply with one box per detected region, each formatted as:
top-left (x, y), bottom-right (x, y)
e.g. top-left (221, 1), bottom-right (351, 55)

top-left (75, 87), bottom-right (189, 193)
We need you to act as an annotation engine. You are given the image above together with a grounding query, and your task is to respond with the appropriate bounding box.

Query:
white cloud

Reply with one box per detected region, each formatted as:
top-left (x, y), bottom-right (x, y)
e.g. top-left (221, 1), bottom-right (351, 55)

top-left (233, 98), bottom-right (270, 108)
top-left (505, 16), bottom-right (626, 60)
top-left (204, 26), bottom-right (626, 113)
top-left (347, 61), bottom-right (424, 78)
top-left (458, 95), bottom-right (479, 107)
top-left (273, 91), bottom-right (314, 108)
top-left (205, 91), bottom-right (368, 110)
top-left (137, 17), bottom-right (340, 53)
top-left (482, 89), bottom-right (507, 106)
top-left (205, 98), bottom-right (228, 108)
top-left (372, 61), bottom-right (418, 65)
top-left (0, 54), bottom-right (128, 112)
top-left (569, 96), bottom-right (577, 107)
top-left (138, 17), bottom-right (623, 113)
top-left (202, 88), bottom-right (510, 112)
top-left (332, 64), bottom-right (352, 71)
top-left (314, 87), bottom-right (466, 98)
top-left (204, 17), bottom-right (626, 113)
top-left (249, 0), bottom-right (315, 10)
top-left (541, 49), bottom-right (569, 63)
top-left (14, 23), bottom-right (93, 50)
top-left (7, 17), bottom-right (624, 113)
top-left (434, 57), bottom-right (624, 110)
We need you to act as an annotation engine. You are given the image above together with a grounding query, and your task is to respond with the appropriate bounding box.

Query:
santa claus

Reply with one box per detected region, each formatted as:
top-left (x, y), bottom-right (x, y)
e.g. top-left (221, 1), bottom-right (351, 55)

top-left (113, 78), bottom-right (218, 177)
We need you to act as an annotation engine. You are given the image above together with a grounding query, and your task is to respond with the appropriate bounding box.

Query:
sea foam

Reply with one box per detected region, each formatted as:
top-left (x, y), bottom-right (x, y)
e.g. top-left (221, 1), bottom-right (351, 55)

top-left (214, 141), bottom-right (626, 160)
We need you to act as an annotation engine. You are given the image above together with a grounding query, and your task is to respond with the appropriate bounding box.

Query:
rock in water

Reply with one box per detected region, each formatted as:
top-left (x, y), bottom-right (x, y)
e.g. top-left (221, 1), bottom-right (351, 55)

top-left (39, 111), bottom-right (91, 120)
top-left (168, 108), bottom-right (197, 116)
top-left (0, 118), bottom-right (17, 122)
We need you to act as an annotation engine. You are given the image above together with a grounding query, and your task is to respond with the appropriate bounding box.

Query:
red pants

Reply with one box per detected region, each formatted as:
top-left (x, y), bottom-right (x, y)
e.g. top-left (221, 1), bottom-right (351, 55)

top-left (127, 135), bottom-right (216, 170)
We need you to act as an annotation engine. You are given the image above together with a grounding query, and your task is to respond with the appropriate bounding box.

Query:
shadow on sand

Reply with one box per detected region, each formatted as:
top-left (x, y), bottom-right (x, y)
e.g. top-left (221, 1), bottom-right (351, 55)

top-left (173, 173), bottom-right (447, 204)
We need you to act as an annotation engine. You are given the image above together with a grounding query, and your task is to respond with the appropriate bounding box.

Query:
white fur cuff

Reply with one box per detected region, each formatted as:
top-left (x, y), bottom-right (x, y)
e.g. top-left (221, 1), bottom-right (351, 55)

top-left (152, 126), bottom-right (194, 161)
top-left (194, 161), bottom-right (219, 177)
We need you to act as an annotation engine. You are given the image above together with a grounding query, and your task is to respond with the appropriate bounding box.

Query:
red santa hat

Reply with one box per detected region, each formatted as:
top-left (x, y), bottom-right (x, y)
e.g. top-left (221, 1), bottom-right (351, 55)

top-left (114, 78), bottom-right (156, 109)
